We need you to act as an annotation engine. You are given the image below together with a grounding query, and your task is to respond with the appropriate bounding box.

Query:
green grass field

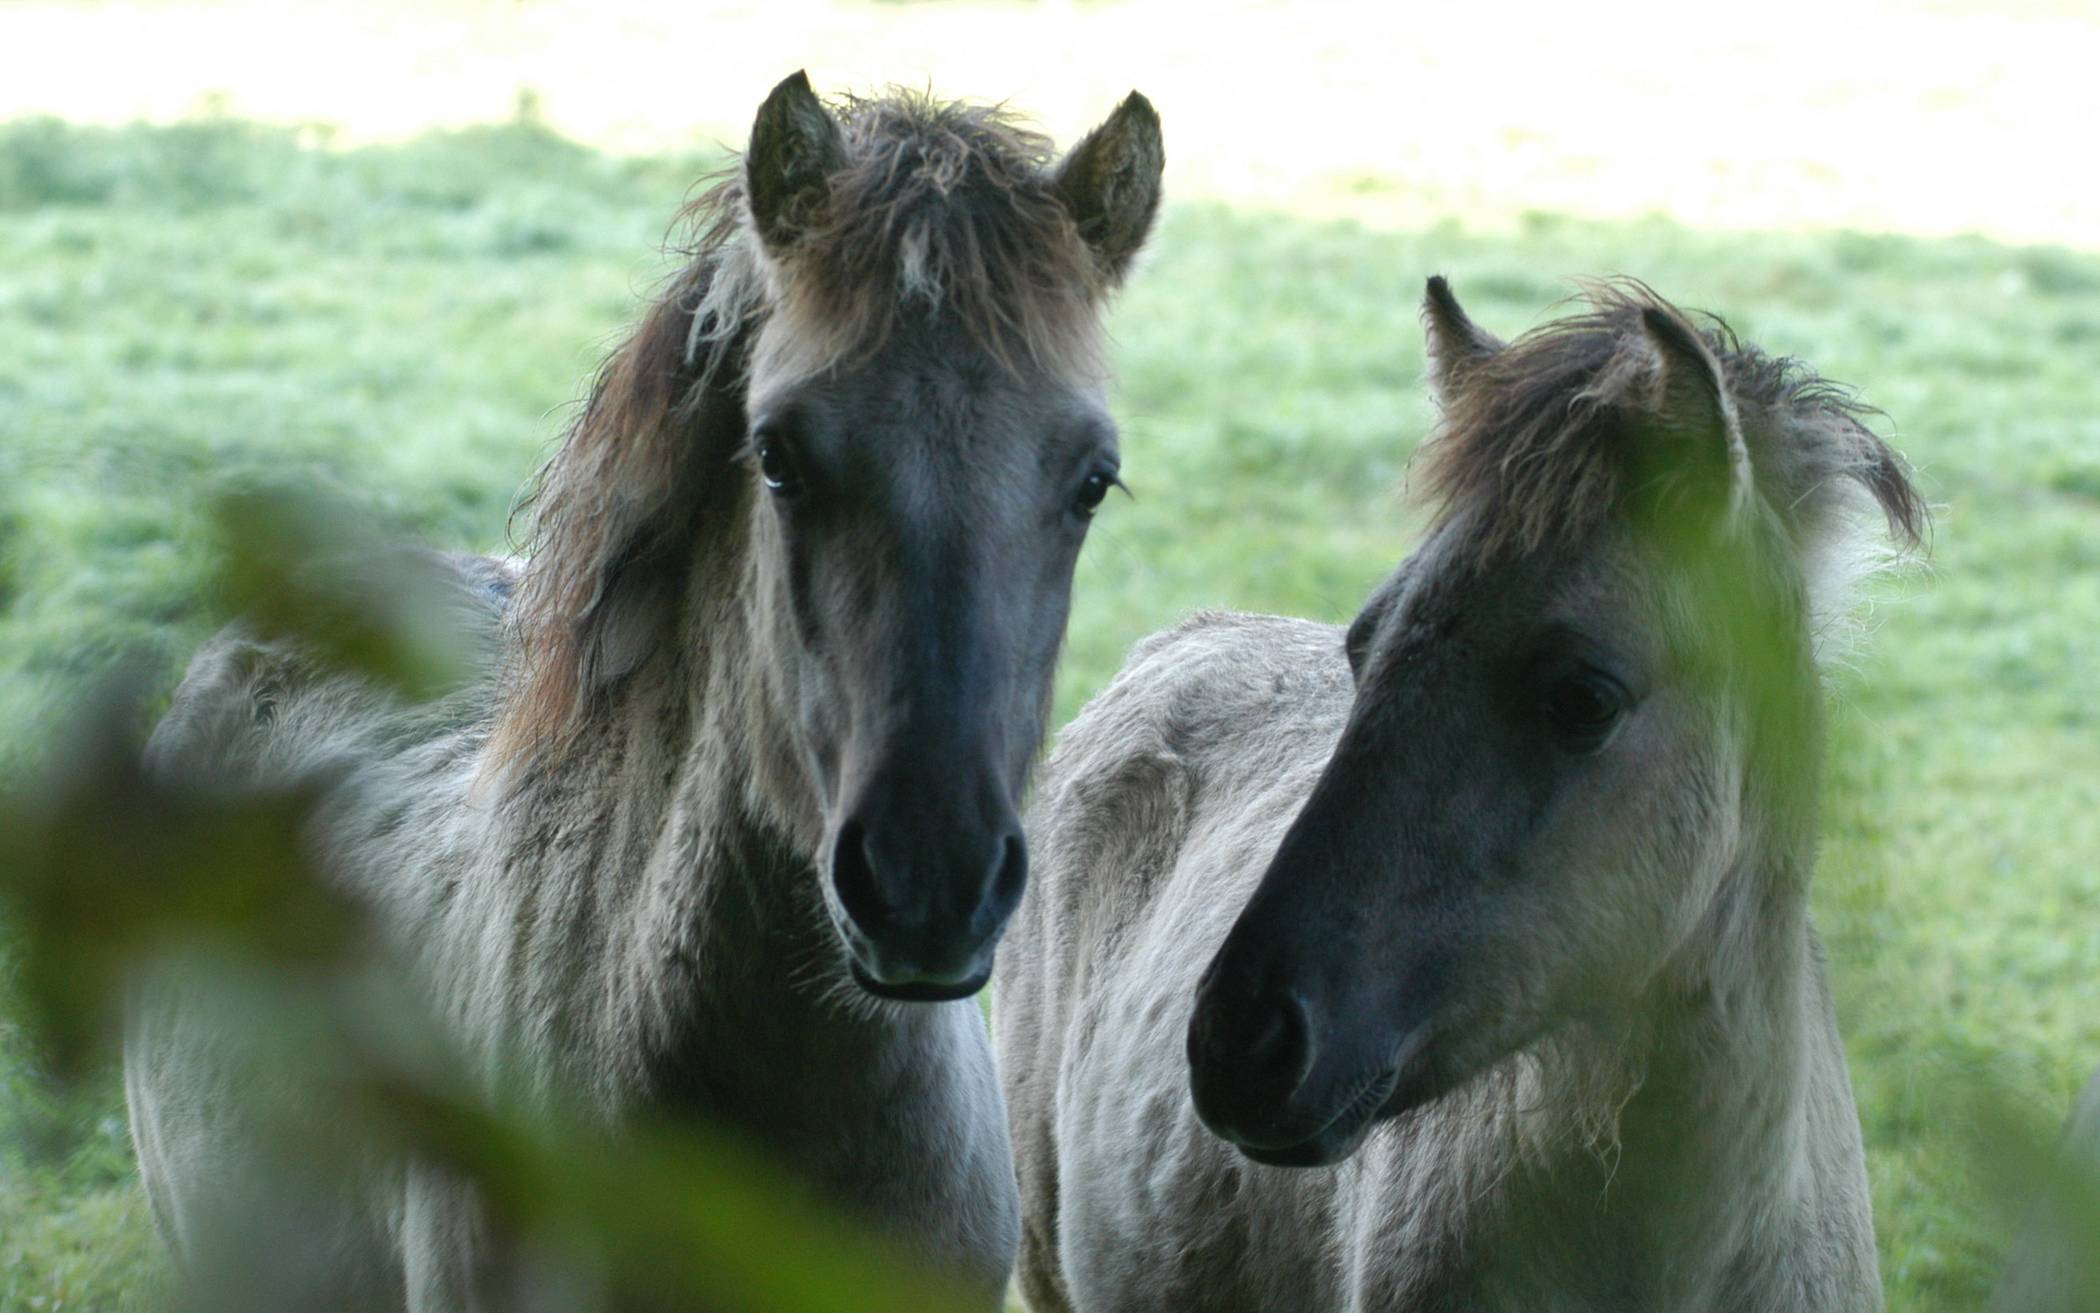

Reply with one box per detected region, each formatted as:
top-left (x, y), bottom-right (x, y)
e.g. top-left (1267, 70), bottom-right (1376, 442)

top-left (2, 113), bottom-right (2098, 1310)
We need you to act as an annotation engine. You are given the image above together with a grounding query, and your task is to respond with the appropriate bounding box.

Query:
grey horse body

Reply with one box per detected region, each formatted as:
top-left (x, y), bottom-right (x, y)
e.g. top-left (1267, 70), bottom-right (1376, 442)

top-left (998, 281), bottom-right (1920, 1313)
top-left (131, 549), bottom-right (1017, 1303)
top-left (127, 75), bottom-right (1163, 1309)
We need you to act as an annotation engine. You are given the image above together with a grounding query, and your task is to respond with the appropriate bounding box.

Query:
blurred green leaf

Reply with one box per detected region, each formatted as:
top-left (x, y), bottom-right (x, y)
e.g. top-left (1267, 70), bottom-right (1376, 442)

top-left (1974, 1075), bottom-right (2100, 1313)
top-left (0, 673), bottom-right (363, 1082)
top-left (209, 485), bottom-right (479, 703)
top-left (0, 499), bottom-right (978, 1311)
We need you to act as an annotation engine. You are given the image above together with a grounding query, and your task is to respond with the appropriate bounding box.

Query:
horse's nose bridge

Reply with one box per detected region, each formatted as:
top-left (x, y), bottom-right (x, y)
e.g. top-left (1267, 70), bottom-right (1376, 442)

top-left (830, 476), bottom-right (1038, 937)
top-left (872, 509), bottom-right (1013, 701)
top-left (1333, 681), bottom-right (1494, 895)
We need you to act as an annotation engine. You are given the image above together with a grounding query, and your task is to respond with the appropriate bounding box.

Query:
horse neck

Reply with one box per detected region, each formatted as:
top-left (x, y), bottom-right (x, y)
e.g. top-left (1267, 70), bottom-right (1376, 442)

top-left (1622, 832), bottom-right (1818, 1230)
top-left (512, 475), bottom-right (964, 1131)
top-left (1496, 739), bottom-right (1827, 1301)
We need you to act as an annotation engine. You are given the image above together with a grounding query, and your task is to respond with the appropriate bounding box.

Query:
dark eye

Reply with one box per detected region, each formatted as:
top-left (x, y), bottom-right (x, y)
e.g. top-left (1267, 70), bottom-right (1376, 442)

top-left (1542, 669), bottom-right (1627, 750)
top-left (1073, 468), bottom-right (1119, 517)
top-left (755, 438), bottom-right (803, 498)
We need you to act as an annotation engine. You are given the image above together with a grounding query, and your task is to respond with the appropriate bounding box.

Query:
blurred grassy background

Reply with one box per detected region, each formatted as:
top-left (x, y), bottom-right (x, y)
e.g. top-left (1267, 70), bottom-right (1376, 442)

top-left (2, 0), bottom-right (2097, 1308)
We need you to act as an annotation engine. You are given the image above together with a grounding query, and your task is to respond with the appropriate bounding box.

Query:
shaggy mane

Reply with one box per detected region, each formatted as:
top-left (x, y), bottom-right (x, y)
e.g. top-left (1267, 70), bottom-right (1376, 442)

top-left (686, 88), bottom-right (1112, 392)
top-left (1414, 281), bottom-right (1926, 648)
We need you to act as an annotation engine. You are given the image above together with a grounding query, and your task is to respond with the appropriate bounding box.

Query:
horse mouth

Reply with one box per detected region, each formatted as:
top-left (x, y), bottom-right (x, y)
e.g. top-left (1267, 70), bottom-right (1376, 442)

top-left (1232, 1066), bottom-right (1399, 1169)
top-left (847, 957), bottom-right (990, 1003)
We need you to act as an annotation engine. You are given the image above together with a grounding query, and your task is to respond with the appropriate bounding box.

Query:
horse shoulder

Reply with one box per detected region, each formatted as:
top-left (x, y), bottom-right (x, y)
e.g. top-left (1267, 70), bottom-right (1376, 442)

top-left (1017, 609), bottom-right (1349, 1000)
top-left (998, 609), bottom-right (1356, 1312)
top-left (145, 625), bottom-right (312, 786)
top-left (1000, 619), bottom-right (1211, 1313)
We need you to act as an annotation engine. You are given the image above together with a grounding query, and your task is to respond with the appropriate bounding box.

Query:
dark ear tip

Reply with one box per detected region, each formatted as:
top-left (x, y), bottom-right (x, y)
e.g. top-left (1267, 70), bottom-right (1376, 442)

top-left (755, 70), bottom-right (820, 124)
top-left (1639, 304), bottom-right (1686, 341)
top-left (1423, 276), bottom-right (1473, 329)
top-left (1111, 92), bottom-right (1164, 165)
top-left (1118, 90), bottom-right (1160, 124)
top-left (1639, 305), bottom-right (1715, 366)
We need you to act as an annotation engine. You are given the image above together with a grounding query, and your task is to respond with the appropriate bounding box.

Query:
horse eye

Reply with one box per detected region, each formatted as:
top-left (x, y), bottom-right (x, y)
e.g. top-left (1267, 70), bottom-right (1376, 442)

top-left (1542, 670), bottom-right (1626, 749)
top-left (755, 440), bottom-right (803, 498)
top-left (1074, 468), bottom-right (1118, 516)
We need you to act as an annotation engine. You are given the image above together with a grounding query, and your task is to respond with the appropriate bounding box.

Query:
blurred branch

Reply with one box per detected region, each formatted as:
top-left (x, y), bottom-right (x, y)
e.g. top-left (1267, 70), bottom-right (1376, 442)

top-left (0, 670), bottom-right (364, 1083)
top-left (0, 491), bottom-right (979, 1312)
top-left (209, 484), bottom-right (479, 703)
top-left (1982, 1070), bottom-right (2100, 1313)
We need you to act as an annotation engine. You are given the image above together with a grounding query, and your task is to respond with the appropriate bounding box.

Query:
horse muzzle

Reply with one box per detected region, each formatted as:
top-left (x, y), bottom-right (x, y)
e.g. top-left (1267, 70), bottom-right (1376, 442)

top-left (1187, 957), bottom-right (1450, 1168)
top-left (827, 805), bottom-right (1026, 1002)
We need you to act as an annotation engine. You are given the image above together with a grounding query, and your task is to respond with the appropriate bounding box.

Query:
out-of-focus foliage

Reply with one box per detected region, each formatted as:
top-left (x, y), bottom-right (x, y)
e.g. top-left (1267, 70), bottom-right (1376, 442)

top-left (0, 506), bottom-right (980, 1311)
top-left (1975, 1075), bottom-right (2100, 1313)
top-left (0, 682), bottom-right (357, 1082)
top-left (208, 486), bottom-right (481, 703)
top-left (0, 102), bottom-right (2096, 1310)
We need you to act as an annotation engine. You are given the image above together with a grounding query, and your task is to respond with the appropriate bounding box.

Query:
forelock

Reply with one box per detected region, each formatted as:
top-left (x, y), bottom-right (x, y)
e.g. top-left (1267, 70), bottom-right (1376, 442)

top-left (685, 88), bottom-right (1111, 396)
top-left (1412, 280), bottom-right (1926, 661)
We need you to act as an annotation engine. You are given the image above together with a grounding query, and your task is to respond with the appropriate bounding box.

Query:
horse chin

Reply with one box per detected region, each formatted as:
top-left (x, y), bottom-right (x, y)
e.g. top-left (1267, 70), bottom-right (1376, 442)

top-left (1224, 1020), bottom-right (1471, 1168)
top-left (1227, 1066), bottom-right (1400, 1170)
top-left (847, 957), bottom-right (991, 1003)
top-left (1233, 1116), bottom-right (1377, 1169)
top-left (1361, 1017), bottom-right (1527, 1137)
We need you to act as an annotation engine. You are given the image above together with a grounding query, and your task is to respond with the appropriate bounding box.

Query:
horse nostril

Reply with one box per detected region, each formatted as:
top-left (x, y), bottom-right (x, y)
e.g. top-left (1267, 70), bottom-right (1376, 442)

top-left (1242, 989), bottom-right (1317, 1095)
top-left (987, 833), bottom-right (1027, 917)
top-left (830, 818), bottom-right (891, 936)
top-left (1189, 983), bottom-right (1324, 1141)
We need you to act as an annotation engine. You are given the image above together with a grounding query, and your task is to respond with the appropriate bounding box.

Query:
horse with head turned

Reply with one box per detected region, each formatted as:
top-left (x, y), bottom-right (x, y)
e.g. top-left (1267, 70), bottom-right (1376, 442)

top-left (126, 72), bottom-right (1162, 1308)
top-left (997, 279), bottom-right (1923, 1313)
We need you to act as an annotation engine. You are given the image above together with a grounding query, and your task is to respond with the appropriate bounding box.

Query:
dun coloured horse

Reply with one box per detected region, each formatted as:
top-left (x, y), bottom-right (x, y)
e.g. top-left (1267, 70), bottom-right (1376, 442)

top-left (127, 73), bottom-right (1163, 1309)
top-left (996, 279), bottom-right (1923, 1312)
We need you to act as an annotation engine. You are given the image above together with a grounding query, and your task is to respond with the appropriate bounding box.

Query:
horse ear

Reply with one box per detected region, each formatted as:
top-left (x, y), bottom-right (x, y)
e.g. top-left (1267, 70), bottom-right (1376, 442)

top-left (1634, 305), bottom-right (1753, 525)
top-left (1053, 91), bottom-right (1164, 285)
top-left (1421, 276), bottom-right (1503, 403)
top-left (745, 70), bottom-right (848, 253)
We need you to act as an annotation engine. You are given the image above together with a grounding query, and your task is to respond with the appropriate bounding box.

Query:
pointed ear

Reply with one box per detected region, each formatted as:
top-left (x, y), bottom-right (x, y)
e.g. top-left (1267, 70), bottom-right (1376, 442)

top-left (1634, 305), bottom-right (1753, 524)
top-left (745, 71), bottom-right (848, 253)
top-left (1053, 91), bottom-right (1164, 285)
top-left (1421, 276), bottom-right (1504, 403)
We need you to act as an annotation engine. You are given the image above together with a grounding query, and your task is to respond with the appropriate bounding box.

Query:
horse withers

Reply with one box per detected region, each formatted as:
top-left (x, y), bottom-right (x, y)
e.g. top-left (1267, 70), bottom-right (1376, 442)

top-left (996, 279), bottom-right (1923, 1312)
top-left (127, 73), bottom-right (1162, 1309)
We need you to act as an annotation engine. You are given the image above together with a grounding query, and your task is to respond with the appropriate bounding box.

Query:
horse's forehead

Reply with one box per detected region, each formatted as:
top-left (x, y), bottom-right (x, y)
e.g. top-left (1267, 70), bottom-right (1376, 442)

top-left (1391, 521), bottom-right (1647, 656)
top-left (824, 341), bottom-right (1090, 442)
top-left (1389, 525), bottom-right (1503, 635)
